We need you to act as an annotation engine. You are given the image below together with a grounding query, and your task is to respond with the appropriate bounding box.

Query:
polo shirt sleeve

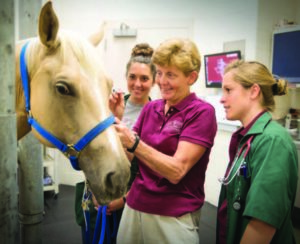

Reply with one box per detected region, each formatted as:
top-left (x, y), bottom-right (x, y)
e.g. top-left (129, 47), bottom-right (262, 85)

top-left (180, 103), bottom-right (217, 149)
top-left (243, 135), bottom-right (298, 228)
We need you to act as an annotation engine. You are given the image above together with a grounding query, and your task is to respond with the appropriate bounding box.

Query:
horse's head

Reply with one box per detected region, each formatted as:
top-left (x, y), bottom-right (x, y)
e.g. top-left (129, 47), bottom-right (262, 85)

top-left (15, 1), bottom-right (130, 204)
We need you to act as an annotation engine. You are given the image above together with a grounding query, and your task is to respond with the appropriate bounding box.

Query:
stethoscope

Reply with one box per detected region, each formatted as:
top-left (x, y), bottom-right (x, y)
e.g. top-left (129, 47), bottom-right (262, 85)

top-left (218, 135), bottom-right (254, 185)
top-left (218, 135), bottom-right (255, 210)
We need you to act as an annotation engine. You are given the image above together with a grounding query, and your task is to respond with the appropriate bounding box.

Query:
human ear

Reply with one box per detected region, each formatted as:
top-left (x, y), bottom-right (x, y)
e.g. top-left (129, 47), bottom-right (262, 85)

top-left (250, 83), bottom-right (261, 99)
top-left (188, 71), bottom-right (198, 85)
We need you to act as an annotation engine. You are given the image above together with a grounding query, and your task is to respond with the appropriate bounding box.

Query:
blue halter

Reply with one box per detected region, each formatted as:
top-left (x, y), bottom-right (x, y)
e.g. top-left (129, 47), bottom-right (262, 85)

top-left (19, 42), bottom-right (115, 170)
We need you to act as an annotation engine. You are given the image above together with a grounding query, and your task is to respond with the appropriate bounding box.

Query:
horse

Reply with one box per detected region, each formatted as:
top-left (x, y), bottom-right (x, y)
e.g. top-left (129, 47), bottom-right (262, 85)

top-left (15, 1), bottom-right (130, 205)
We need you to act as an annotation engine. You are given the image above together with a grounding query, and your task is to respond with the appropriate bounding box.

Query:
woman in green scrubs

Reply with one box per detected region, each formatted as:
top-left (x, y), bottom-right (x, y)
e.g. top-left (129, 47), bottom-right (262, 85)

top-left (217, 60), bottom-right (298, 244)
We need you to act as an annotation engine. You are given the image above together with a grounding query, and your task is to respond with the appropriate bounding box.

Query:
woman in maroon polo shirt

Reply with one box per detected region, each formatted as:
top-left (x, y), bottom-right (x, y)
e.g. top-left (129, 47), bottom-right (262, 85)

top-left (113, 38), bottom-right (217, 244)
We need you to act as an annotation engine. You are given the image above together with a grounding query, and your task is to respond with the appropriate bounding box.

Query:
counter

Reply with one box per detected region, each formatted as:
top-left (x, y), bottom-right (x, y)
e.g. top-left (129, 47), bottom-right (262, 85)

top-left (294, 140), bottom-right (300, 208)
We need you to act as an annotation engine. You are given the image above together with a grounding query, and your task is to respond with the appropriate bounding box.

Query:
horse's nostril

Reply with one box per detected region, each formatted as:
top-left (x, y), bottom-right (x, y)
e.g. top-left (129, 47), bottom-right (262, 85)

top-left (105, 171), bottom-right (115, 189)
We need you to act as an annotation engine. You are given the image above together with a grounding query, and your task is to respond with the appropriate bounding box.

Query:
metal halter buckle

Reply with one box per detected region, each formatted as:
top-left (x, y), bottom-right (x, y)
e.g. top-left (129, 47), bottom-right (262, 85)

top-left (64, 144), bottom-right (80, 158)
top-left (27, 110), bottom-right (33, 119)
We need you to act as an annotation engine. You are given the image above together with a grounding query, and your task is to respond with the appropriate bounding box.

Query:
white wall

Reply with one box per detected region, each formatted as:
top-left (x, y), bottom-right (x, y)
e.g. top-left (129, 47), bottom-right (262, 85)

top-left (41, 0), bottom-right (299, 206)
top-left (46, 0), bottom-right (259, 97)
top-left (297, 0), bottom-right (300, 23)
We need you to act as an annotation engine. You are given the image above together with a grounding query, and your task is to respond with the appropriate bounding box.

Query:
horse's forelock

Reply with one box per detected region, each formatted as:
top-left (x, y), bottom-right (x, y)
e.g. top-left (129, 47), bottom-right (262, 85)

top-left (25, 32), bottom-right (102, 79)
top-left (18, 32), bottom-right (111, 104)
top-left (60, 32), bottom-right (112, 97)
top-left (61, 32), bottom-right (103, 77)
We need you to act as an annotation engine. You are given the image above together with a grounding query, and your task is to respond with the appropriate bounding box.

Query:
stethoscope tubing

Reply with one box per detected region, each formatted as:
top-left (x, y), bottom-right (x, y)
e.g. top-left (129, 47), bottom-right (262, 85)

top-left (219, 135), bottom-right (254, 185)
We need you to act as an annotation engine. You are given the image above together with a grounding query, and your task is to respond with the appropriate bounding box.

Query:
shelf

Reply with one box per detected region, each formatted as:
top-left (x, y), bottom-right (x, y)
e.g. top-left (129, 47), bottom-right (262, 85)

top-left (43, 159), bottom-right (53, 167)
top-left (288, 83), bottom-right (300, 89)
top-left (43, 184), bottom-right (57, 192)
top-left (43, 147), bottom-right (59, 195)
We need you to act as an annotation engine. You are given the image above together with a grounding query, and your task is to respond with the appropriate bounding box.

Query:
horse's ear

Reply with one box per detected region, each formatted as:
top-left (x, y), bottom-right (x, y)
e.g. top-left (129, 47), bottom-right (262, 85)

top-left (38, 1), bottom-right (59, 49)
top-left (88, 22), bottom-right (107, 46)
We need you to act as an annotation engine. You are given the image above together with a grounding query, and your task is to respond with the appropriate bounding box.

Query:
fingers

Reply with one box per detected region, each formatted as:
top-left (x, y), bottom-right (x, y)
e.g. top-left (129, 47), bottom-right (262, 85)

top-left (108, 92), bottom-right (120, 107)
top-left (111, 88), bottom-right (124, 101)
top-left (92, 194), bottom-right (100, 210)
top-left (93, 198), bottom-right (125, 215)
top-left (114, 117), bottom-right (121, 124)
top-left (114, 124), bottom-right (136, 149)
top-left (114, 122), bottom-right (126, 131)
top-left (109, 88), bottom-right (125, 119)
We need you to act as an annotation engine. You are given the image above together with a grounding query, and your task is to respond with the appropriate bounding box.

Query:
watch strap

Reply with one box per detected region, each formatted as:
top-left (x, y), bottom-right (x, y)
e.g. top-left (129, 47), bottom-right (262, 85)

top-left (127, 134), bottom-right (140, 153)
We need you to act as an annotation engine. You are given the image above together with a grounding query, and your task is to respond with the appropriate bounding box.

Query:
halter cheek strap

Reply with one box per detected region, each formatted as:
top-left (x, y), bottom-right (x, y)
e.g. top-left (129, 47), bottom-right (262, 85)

top-left (20, 42), bottom-right (115, 170)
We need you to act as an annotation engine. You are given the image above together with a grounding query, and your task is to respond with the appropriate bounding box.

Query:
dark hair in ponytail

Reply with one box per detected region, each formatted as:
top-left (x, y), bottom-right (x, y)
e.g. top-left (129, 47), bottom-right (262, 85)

top-left (126, 43), bottom-right (156, 83)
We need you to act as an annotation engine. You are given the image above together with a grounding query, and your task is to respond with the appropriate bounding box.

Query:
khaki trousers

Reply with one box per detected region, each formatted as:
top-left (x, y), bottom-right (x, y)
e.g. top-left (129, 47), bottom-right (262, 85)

top-left (117, 204), bottom-right (201, 244)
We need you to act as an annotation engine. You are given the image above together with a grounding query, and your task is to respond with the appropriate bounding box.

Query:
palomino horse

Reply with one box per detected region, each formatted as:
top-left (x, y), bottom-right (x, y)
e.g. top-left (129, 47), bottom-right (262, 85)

top-left (15, 1), bottom-right (130, 204)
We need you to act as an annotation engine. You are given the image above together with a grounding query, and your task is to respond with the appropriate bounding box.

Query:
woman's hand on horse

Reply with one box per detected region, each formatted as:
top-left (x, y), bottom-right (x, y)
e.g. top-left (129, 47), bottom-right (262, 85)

top-left (115, 124), bottom-right (137, 150)
top-left (109, 89), bottom-right (125, 120)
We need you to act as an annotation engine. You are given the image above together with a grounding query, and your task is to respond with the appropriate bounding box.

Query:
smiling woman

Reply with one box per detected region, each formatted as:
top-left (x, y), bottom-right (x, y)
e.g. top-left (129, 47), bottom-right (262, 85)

top-left (114, 38), bottom-right (218, 244)
top-left (15, 1), bottom-right (130, 205)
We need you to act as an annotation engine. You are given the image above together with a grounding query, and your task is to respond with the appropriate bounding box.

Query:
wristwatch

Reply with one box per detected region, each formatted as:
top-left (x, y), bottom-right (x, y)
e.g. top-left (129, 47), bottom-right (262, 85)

top-left (127, 134), bottom-right (140, 153)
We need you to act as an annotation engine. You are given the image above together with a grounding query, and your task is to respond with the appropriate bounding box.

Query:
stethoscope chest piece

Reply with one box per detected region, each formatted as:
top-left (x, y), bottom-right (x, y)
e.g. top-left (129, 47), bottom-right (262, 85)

top-left (233, 200), bottom-right (241, 211)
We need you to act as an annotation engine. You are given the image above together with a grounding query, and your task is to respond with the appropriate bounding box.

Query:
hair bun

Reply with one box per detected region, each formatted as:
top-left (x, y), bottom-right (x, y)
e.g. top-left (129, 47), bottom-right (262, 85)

top-left (131, 43), bottom-right (154, 58)
top-left (272, 76), bottom-right (288, 96)
top-left (276, 78), bottom-right (288, 95)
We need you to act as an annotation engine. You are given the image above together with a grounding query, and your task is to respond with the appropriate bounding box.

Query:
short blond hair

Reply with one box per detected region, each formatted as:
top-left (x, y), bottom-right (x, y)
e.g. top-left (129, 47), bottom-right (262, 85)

top-left (152, 38), bottom-right (201, 76)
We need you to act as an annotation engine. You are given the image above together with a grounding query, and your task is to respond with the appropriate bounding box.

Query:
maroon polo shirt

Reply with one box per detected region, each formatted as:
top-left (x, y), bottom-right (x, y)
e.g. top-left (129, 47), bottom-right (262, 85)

top-left (126, 93), bottom-right (217, 217)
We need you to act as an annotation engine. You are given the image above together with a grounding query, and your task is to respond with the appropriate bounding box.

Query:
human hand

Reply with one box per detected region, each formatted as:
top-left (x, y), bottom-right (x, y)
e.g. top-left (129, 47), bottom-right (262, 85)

top-left (114, 123), bottom-right (136, 150)
top-left (92, 193), bottom-right (100, 210)
top-left (109, 88), bottom-right (125, 120)
top-left (106, 198), bottom-right (125, 215)
top-left (92, 191), bottom-right (125, 214)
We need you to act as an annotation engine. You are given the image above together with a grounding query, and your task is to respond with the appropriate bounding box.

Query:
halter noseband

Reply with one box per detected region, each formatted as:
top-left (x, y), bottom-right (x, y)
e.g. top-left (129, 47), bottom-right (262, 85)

top-left (20, 42), bottom-right (115, 170)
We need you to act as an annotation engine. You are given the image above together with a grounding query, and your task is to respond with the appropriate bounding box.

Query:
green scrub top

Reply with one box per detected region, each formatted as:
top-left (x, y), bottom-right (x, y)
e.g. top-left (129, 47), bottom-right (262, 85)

top-left (218, 112), bottom-right (298, 244)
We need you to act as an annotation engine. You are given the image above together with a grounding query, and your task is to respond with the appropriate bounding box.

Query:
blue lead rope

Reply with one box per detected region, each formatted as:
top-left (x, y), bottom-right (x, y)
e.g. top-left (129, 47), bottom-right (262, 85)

top-left (92, 206), bottom-right (107, 244)
top-left (82, 186), bottom-right (118, 244)
top-left (90, 207), bottom-right (118, 244)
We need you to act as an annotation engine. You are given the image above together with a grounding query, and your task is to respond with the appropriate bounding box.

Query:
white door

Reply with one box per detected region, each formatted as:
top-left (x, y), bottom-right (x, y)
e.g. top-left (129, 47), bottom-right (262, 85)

top-left (100, 19), bottom-right (194, 99)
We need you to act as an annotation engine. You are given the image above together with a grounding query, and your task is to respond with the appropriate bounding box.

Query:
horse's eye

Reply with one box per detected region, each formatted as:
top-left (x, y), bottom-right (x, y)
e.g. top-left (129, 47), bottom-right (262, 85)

top-left (56, 82), bottom-right (71, 95)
